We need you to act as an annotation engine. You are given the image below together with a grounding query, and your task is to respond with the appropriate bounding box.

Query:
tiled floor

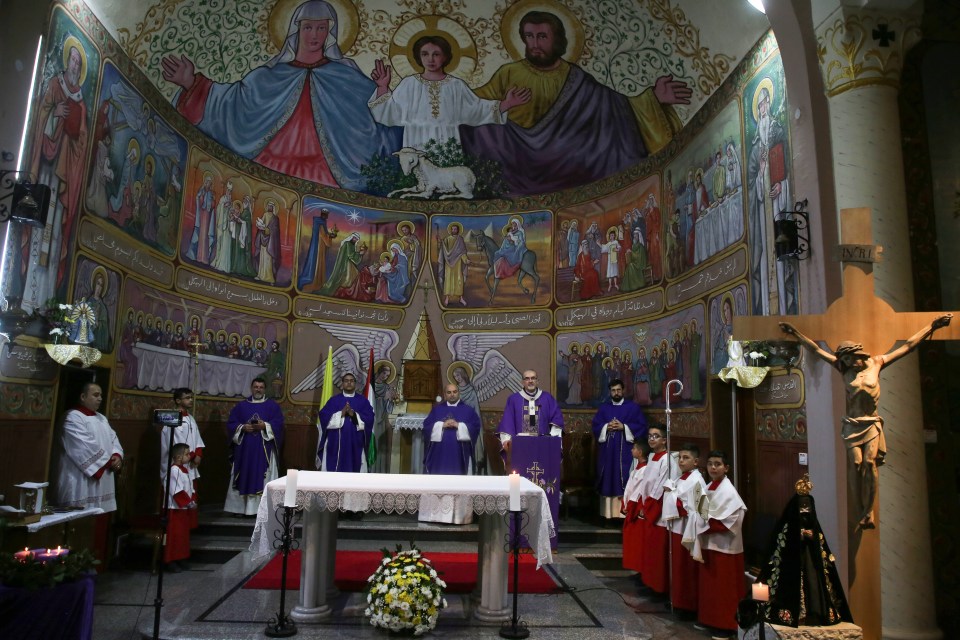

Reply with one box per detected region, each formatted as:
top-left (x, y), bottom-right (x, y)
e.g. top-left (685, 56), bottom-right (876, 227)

top-left (90, 513), bottom-right (721, 639)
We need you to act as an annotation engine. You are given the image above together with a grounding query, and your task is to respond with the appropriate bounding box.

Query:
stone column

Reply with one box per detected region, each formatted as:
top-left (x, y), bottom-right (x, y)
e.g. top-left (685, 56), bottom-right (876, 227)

top-left (816, 7), bottom-right (940, 640)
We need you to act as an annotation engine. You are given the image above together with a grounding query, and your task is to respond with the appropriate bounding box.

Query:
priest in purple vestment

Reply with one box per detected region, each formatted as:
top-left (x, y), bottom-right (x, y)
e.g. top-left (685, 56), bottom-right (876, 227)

top-left (498, 370), bottom-right (564, 449)
top-left (423, 384), bottom-right (481, 476)
top-left (224, 378), bottom-right (285, 516)
top-left (317, 373), bottom-right (375, 473)
top-left (498, 369), bottom-right (563, 547)
top-left (592, 378), bottom-right (648, 519)
top-left (419, 384), bottom-right (482, 524)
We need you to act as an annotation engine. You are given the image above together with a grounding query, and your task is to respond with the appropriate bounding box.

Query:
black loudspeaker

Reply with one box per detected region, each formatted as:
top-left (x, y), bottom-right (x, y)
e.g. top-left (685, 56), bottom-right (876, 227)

top-left (11, 182), bottom-right (51, 227)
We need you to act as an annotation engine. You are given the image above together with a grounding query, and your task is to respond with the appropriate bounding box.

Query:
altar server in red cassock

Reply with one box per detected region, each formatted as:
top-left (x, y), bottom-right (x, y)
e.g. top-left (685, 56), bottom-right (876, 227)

top-left (164, 443), bottom-right (197, 572)
top-left (695, 450), bottom-right (746, 637)
top-left (639, 424), bottom-right (678, 595)
top-left (621, 439), bottom-right (648, 575)
top-left (662, 443), bottom-right (706, 613)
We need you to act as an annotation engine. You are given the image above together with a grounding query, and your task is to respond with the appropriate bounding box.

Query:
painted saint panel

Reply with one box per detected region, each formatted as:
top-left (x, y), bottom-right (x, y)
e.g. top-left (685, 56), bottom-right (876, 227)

top-left (14, 7), bottom-right (100, 313)
top-left (431, 212), bottom-right (552, 308)
top-left (708, 283), bottom-right (748, 374)
top-left (663, 100), bottom-right (745, 279)
top-left (84, 61), bottom-right (188, 257)
top-left (556, 305), bottom-right (706, 410)
top-left (179, 147), bottom-right (299, 287)
top-left (71, 255), bottom-right (121, 354)
top-left (742, 56), bottom-right (798, 316)
top-left (555, 175), bottom-right (661, 305)
top-left (116, 278), bottom-right (289, 399)
top-left (296, 198), bottom-right (426, 305)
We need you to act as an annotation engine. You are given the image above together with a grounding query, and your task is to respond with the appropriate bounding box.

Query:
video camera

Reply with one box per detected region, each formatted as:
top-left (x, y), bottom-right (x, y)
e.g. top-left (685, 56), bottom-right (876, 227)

top-left (153, 409), bottom-right (183, 428)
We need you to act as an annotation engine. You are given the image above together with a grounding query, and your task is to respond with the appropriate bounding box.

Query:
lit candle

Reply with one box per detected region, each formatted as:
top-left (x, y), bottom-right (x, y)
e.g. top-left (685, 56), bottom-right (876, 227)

top-left (752, 582), bottom-right (769, 602)
top-left (509, 471), bottom-right (521, 511)
top-left (14, 548), bottom-right (32, 562)
top-left (284, 469), bottom-right (299, 507)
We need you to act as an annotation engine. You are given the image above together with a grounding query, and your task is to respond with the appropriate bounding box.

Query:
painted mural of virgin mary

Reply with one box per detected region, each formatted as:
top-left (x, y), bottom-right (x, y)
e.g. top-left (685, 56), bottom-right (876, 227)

top-left (161, 0), bottom-right (400, 190)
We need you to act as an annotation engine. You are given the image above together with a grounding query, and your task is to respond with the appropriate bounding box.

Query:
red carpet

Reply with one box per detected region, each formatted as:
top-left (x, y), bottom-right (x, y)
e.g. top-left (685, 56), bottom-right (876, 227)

top-left (243, 550), bottom-right (560, 594)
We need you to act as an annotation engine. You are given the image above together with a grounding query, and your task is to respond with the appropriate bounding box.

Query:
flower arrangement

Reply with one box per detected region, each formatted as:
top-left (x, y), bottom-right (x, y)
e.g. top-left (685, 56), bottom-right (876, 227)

top-left (0, 547), bottom-right (99, 589)
top-left (41, 297), bottom-right (73, 341)
top-left (365, 545), bottom-right (447, 635)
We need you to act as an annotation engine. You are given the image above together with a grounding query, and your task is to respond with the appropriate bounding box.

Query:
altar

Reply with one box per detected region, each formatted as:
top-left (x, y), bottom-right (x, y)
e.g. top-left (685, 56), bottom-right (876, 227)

top-left (131, 342), bottom-right (265, 396)
top-left (250, 472), bottom-right (554, 622)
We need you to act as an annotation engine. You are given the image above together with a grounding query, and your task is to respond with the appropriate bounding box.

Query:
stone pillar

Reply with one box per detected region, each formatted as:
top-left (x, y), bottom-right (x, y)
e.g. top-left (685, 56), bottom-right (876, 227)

top-left (816, 7), bottom-right (940, 640)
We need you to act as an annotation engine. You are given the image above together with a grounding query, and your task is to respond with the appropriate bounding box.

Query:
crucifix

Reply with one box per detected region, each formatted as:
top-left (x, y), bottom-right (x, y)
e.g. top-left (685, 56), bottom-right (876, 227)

top-left (733, 207), bottom-right (957, 635)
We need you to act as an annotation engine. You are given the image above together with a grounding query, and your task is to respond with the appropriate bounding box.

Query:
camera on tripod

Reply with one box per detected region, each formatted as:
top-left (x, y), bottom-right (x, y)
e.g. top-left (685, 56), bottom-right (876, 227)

top-left (153, 409), bottom-right (183, 427)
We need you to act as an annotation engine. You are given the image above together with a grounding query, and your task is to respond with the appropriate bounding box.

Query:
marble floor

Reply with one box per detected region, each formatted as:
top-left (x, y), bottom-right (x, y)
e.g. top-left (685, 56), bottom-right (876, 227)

top-left (91, 515), bottom-right (720, 640)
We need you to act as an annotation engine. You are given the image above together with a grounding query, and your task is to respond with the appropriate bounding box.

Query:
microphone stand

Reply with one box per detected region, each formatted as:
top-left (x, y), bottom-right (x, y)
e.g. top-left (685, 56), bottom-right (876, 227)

top-left (153, 414), bottom-right (180, 640)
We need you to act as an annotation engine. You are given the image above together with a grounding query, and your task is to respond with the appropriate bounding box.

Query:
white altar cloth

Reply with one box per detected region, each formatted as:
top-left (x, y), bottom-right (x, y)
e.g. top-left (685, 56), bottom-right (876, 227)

top-left (132, 342), bottom-right (266, 396)
top-left (250, 472), bottom-right (555, 622)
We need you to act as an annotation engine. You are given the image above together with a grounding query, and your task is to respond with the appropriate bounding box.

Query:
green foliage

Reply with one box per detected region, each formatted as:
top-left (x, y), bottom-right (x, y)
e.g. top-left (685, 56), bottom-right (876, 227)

top-left (360, 153), bottom-right (415, 198)
top-left (360, 139), bottom-right (507, 199)
top-left (0, 548), bottom-right (99, 589)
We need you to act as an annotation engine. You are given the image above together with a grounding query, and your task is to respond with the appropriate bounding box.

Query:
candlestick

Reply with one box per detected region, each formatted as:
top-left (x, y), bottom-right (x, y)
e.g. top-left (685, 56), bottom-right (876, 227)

top-left (283, 469), bottom-right (298, 507)
top-left (509, 471), bottom-right (521, 511)
top-left (752, 582), bottom-right (769, 602)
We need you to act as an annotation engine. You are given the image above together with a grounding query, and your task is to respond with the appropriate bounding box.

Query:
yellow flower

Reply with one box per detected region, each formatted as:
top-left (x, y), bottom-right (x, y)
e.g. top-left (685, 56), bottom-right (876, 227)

top-left (385, 594), bottom-right (393, 604)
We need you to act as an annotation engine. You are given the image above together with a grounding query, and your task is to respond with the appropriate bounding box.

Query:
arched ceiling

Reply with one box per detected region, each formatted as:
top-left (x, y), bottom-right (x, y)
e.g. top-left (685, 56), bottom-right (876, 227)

top-left (82, 0), bottom-right (771, 126)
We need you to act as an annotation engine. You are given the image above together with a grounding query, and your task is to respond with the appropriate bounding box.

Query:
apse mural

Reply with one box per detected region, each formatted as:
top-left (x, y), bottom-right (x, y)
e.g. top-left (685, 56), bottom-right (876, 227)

top-left (743, 56), bottom-right (798, 316)
top-left (117, 278), bottom-right (289, 398)
top-left (431, 211), bottom-right (552, 308)
top-left (15, 7), bottom-right (100, 313)
top-left (144, 0), bottom-right (704, 199)
top-left (556, 304), bottom-right (706, 410)
top-left (71, 256), bottom-right (121, 353)
top-left (555, 175), bottom-right (661, 304)
top-left (663, 100), bottom-right (744, 279)
top-left (297, 198), bottom-right (426, 304)
top-left (84, 61), bottom-right (188, 256)
top-left (708, 283), bottom-right (748, 374)
top-left (179, 147), bottom-right (299, 287)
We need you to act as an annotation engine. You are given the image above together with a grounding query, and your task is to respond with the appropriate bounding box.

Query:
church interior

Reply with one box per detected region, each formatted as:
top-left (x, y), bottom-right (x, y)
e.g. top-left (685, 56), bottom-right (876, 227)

top-left (0, 0), bottom-right (958, 639)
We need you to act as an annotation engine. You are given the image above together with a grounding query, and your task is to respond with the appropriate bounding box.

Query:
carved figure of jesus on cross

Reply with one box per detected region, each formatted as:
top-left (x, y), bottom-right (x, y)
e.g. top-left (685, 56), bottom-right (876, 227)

top-left (734, 208), bottom-right (956, 529)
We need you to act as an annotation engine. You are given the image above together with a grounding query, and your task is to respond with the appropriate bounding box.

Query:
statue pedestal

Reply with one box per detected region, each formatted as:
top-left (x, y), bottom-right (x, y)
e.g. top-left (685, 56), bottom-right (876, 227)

top-left (739, 622), bottom-right (862, 640)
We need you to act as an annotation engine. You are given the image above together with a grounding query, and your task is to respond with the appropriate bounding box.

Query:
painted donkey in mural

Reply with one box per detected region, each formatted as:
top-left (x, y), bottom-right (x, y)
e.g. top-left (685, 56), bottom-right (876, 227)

top-left (474, 230), bottom-right (540, 305)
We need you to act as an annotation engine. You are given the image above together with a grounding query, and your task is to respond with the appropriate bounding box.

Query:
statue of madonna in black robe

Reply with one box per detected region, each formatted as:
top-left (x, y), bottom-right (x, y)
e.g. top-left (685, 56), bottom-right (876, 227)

top-left (757, 490), bottom-right (853, 627)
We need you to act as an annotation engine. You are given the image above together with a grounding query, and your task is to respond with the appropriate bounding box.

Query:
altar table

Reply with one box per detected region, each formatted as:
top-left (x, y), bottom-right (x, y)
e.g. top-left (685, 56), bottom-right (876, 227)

top-left (250, 472), bottom-right (554, 622)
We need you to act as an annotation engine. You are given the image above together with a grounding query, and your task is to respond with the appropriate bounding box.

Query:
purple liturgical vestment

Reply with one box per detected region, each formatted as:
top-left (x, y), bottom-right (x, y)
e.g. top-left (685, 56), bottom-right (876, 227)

top-left (318, 393), bottom-right (375, 472)
top-left (499, 389), bottom-right (564, 548)
top-left (499, 390), bottom-right (564, 438)
top-left (422, 401), bottom-right (481, 475)
top-left (592, 400), bottom-right (648, 497)
top-left (227, 397), bottom-right (284, 496)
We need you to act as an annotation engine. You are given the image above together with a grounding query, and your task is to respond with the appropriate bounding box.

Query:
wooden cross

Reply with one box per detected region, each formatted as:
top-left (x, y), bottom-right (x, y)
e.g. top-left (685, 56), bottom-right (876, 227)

top-left (734, 207), bottom-right (959, 354)
top-left (732, 207), bottom-right (957, 640)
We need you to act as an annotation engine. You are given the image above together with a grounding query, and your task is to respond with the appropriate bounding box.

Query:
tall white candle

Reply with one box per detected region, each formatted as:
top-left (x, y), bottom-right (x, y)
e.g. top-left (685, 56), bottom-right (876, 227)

top-left (284, 469), bottom-right (299, 507)
top-left (752, 582), bottom-right (769, 602)
top-left (509, 471), bottom-right (521, 511)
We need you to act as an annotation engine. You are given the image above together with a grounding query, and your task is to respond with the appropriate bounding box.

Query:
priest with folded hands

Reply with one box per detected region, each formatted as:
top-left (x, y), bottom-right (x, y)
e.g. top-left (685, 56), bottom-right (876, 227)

top-left (317, 372), bottom-right (375, 472)
top-left (418, 383), bottom-right (482, 524)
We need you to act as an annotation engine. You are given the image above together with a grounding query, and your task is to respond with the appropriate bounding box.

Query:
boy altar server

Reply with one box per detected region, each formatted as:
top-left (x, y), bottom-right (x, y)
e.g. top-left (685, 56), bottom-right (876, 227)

top-left (662, 443), bottom-right (706, 614)
top-left (695, 450), bottom-right (746, 639)
top-left (621, 439), bottom-right (649, 576)
top-left (639, 424), bottom-right (678, 596)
